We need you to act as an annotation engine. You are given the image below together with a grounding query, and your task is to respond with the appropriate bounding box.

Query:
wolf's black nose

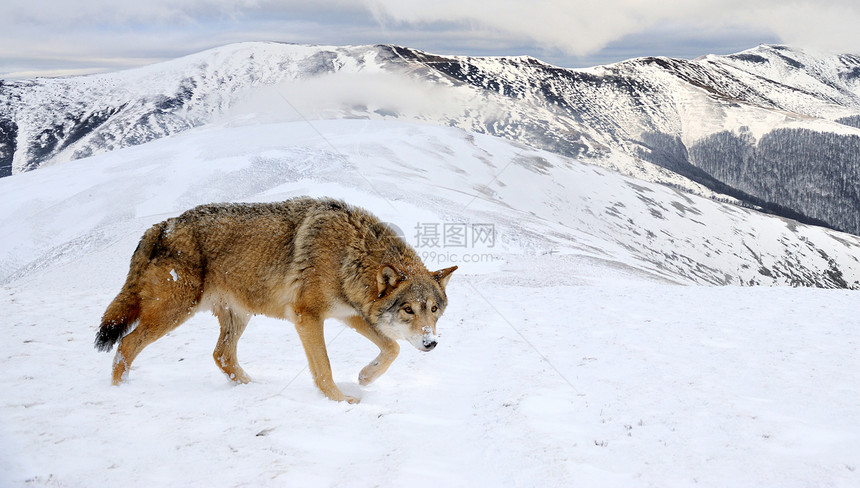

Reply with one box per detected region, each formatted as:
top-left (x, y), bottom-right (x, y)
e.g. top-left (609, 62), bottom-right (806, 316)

top-left (424, 340), bottom-right (437, 350)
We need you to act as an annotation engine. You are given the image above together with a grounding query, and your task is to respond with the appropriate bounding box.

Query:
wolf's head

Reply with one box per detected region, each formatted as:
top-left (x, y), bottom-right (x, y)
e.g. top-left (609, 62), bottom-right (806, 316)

top-left (371, 264), bottom-right (457, 351)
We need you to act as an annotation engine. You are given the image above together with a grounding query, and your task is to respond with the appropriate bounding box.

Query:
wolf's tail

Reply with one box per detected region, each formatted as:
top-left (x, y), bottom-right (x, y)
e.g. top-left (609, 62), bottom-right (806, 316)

top-left (94, 222), bottom-right (164, 352)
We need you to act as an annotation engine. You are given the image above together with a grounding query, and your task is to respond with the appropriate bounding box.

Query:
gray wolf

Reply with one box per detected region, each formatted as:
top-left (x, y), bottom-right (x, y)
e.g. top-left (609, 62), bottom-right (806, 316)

top-left (95, 197), bottom-right (457, 403)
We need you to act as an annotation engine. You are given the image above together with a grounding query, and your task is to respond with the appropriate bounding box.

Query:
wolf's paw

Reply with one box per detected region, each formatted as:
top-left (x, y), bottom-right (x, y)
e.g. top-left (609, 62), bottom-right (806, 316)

top-left (359, 363), bottom-right (381, 385)
top-left (329, 392), bottom-right (361, 404)
top-left (226, 370), bottom-right (252, 384)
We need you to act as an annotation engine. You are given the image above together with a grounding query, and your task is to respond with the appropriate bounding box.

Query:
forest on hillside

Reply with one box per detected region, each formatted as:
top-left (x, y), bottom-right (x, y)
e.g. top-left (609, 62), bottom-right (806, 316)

top-left (688, 128), bottom-right (860, 236)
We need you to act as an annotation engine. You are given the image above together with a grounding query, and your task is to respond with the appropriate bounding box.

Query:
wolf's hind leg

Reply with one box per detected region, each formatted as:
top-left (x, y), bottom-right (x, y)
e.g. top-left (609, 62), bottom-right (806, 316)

top-left (213, 306), bottom-right (252, 384)
top-left (112, 295), bottom-right (197, 384)
top-left (111, 265), bottom-right (201, 385)
top-left (346, 316), bottom-right (400, 386)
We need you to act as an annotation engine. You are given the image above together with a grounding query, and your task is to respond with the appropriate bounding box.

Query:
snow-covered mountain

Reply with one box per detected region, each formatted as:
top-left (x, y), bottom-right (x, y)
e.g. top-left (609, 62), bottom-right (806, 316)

top-left (4, 42), bottom-right (860, 234)
top-left (5, 41), bottom-right (860, 488)
top-left (3, 119), bottom-right (860, 488)
top-left (2, 120), bottom-right (859, 291)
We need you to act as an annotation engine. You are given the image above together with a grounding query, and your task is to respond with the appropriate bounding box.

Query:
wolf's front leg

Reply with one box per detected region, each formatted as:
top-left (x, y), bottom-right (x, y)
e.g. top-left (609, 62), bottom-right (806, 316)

top-left (294, 315), bottom-right (359, 403)
top-left (345, 316), bottom-right (401, 385)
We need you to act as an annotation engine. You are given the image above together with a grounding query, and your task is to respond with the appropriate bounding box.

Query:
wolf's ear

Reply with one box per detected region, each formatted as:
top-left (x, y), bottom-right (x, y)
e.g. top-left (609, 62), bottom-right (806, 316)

top-left (377, 264), bottom-right (406, 296)
top-left (432, 266), bottom-right (458, 289)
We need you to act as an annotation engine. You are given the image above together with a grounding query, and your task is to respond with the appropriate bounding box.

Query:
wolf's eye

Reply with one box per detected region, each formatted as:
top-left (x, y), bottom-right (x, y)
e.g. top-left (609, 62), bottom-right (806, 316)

top-left (404, 306), bottom-right (414, 314)
top-left (431, 305), bottom-right (438, 313)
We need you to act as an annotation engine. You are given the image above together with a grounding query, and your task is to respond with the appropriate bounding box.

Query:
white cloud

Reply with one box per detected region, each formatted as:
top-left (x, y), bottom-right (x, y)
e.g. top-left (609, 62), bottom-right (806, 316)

top-left (363, 0), bottom-right (860, 56)
top-left (739, 2), bottom-right (860, 53)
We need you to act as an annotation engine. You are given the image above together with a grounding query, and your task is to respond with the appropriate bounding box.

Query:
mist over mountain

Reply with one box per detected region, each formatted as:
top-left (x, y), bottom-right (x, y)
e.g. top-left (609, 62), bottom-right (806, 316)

top-left (2, 42), bottom-right (860, 235)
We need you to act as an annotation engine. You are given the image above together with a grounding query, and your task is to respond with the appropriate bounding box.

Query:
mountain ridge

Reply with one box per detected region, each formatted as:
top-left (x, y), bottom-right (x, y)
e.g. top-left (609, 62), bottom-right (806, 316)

top-left (3, 41), bottom-right (860, 234)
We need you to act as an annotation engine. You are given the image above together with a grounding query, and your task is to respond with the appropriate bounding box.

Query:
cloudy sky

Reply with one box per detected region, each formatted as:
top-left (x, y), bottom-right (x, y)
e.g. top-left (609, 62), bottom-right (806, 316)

top-left (3, 0), bottom-right (860, 79)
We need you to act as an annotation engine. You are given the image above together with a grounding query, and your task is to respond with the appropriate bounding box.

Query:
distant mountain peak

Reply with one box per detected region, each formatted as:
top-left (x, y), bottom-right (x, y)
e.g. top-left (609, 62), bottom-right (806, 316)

top-left (3, 41), bottom-right (860, 236)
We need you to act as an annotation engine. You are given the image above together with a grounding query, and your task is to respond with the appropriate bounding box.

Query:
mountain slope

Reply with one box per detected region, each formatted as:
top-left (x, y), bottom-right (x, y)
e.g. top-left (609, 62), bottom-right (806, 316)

top-left (388, 44), bottom-right (860, 233)
top-left (3, 42), bottom-right (860, 234)
top-left (2, 119), bottom-right (860, 487)
top-left (2, 120), bottom-right (858, 290)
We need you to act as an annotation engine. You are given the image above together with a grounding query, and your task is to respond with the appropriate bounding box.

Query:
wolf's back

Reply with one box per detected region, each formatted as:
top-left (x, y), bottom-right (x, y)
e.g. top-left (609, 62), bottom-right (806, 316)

top-left (94, 222), bottom-right (165, 352)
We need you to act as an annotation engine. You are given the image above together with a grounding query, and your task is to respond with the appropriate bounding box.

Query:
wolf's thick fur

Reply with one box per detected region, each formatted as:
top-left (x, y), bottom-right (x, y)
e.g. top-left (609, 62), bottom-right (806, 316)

top-left (96, 197), bottom-right (456, 403)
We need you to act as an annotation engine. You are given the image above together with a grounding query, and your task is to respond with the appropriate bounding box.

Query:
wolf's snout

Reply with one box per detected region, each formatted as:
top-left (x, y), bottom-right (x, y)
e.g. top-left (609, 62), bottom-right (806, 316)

top-left (423, 339), bottom-right (437, 351)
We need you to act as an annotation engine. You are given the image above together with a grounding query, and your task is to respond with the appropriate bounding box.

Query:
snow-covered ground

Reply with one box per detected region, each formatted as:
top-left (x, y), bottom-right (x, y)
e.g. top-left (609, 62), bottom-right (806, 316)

top-left (1, 119), bottom-right (859, 487)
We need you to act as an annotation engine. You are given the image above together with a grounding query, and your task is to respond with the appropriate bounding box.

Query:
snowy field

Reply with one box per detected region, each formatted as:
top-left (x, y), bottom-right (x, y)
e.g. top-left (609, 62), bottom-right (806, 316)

top-left (2, 120), bottom-right (859, 487)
